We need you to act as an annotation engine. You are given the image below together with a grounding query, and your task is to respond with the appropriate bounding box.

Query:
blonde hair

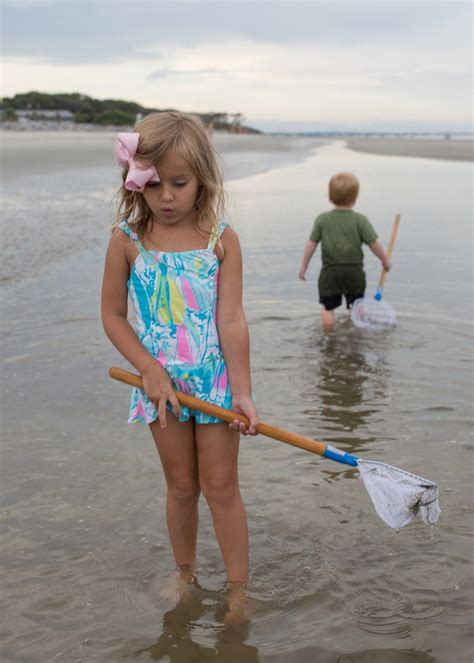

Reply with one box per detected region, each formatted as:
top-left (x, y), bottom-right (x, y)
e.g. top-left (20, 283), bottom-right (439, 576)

top-left (114, 111), bottom-right (225, 239)
top-left (328, 172), bottom-right (359, 206)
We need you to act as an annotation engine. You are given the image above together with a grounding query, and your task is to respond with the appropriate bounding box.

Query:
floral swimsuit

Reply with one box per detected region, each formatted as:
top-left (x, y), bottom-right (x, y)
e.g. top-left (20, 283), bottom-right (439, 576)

top-left (119, 219), bottom-right (232, 424)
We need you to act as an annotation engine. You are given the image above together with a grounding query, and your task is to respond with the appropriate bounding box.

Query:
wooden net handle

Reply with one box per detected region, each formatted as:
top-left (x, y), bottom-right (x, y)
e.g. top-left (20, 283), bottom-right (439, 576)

top-left (378, 213), bottom-right (401, 290)
top-left (109, 366), bottom-right (327, 457)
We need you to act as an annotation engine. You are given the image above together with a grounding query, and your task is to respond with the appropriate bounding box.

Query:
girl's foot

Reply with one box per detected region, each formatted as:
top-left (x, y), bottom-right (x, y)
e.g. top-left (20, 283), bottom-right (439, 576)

top-left (224, 581), bottom-right (250, 624)
top-left (160, 563), bottom-right (195, 603)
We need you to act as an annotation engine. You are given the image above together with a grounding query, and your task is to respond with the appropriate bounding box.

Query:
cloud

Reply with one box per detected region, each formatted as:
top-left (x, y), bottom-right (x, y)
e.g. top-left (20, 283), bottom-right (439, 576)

top-left (147, 68), bottom-right (229, 81)
top-left (1, 1), bottom-right (472, 130)
top-left (1, 1), bottom-right (471, 63)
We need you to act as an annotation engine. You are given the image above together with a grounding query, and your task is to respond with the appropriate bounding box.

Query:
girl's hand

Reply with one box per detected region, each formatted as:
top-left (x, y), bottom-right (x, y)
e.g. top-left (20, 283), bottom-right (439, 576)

top-left (383, 258), bottom-right (392, 272)
top-left (229, 395), bottom-right (259, 436)
top-left (298, 267), bottom-right (307, 281)
top-left (141, 363), bottom-right (181, 428)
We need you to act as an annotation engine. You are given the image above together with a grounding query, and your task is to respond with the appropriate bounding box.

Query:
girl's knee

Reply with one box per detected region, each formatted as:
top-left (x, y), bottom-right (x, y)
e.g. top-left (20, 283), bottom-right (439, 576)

top-left (168, 477), bottom-right (201, 504)
top-left (201, 475), bottom-right (239, 507)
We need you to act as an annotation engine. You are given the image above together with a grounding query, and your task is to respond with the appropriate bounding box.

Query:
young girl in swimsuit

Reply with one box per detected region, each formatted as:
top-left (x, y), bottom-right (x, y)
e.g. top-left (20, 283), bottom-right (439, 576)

top-left (101, 111), bottom-right (258, 619)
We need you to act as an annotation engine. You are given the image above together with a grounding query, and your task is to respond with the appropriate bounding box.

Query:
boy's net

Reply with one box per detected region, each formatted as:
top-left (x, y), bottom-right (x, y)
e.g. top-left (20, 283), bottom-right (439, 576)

top-left (357, 459), bottom-right (441, 529)
top-left (351, 297), bottom-right (397, 330)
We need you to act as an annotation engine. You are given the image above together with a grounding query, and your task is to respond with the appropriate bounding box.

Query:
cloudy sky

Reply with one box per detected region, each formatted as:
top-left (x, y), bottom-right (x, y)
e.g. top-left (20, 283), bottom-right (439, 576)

top-left (2, 0), bottom-right (472, 132)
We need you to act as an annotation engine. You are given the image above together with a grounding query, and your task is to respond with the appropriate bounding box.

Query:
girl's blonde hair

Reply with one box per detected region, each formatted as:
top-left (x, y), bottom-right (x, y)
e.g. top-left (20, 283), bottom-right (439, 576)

top-left (328, 172), bottom-right (360, 206)
top-left (115, 111), bottom-right (225, 239)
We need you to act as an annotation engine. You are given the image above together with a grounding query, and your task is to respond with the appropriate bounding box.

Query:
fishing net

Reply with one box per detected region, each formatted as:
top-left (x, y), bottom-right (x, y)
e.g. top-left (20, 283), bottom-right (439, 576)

top-left (351, 297), bottom-right (397, 330)
top-left (357, 459), bottom-right (441, 529)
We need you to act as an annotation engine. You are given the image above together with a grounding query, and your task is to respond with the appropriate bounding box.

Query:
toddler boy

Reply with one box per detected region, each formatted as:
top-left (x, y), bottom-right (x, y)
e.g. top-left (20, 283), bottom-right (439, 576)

top-left (299, 172), bottom-right (391, 328)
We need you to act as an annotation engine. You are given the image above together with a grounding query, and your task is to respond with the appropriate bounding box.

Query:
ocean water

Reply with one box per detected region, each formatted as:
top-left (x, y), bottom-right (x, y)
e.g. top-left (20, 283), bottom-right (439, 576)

top-left (1, 136), bottom-right (473, 662)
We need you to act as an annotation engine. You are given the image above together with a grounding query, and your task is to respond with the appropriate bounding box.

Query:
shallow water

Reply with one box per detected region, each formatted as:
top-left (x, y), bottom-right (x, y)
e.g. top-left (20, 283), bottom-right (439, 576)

top-left (1, 138), bottom-right (473, 662)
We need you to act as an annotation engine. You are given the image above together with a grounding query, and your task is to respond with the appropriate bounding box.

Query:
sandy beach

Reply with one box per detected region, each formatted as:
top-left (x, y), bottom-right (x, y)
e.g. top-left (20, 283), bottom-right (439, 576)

top-left (0, 129), bottom-right (324, 181)
top-left (2, 131), bottom-right (471, 183)
top-left (0, 130), bottom-right (325, 285)
top-left (347, 137), bottom-right (473, 162)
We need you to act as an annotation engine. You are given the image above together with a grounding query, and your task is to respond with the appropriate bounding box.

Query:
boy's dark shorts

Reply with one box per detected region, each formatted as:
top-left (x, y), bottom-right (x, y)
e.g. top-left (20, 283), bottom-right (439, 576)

top-left (318, 265), bottom-right (366, 311)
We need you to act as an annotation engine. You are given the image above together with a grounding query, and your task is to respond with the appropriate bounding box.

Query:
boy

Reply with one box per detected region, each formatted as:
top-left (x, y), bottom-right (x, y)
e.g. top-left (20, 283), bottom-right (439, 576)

top-left (298, 172), bottom-right (391, 328)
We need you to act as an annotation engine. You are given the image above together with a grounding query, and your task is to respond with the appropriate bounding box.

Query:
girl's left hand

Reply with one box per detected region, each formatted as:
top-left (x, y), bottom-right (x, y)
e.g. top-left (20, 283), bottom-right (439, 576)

top-left (229, 395), bottom-right (259, 436)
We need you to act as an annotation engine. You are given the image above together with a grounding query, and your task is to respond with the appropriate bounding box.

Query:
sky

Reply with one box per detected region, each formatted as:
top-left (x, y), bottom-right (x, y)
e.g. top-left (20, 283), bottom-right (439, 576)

top-left (1, 0), bottom-right (472, 132)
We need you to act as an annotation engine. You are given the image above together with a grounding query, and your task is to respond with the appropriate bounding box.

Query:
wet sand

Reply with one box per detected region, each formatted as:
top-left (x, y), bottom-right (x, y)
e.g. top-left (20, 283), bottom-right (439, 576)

top-left (347, 137), bottom-right (473, 162)
top-left (0, 131), bottom-right (326, 285)
top-left (0, 129), bottom-right (325, 181)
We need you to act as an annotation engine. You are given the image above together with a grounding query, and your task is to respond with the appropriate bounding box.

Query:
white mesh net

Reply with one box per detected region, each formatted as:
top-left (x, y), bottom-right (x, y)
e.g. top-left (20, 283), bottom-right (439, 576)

top-left (357, 459), bottom-right (441, 529)
top-left (351, 297), bottom-right (397, 330)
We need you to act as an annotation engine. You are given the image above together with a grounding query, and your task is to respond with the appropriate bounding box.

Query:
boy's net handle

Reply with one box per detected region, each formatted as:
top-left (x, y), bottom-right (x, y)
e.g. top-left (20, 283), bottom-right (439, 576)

top-left (377, 213), bottom-right (401, 291)
top-left (109, 366), bottom-right (327, 457)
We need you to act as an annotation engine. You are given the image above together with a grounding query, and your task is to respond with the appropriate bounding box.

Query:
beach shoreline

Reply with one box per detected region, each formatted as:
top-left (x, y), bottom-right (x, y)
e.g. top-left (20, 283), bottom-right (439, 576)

top-left (2, 130), bottom-right (471, 183)
top-left (0, 131), bottom-right (326, 286)
top-left (0, 129), bottom-right (326, 181)
top-left (346, 137), bottom-right (473, 162)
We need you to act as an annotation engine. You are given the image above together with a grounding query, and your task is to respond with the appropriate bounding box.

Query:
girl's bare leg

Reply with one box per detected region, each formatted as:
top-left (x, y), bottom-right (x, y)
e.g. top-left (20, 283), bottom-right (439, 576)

top-left (196, 423), bottom-right (248, 583)
top-left (321, 306), bottom-right (335, 329)
top-left (149, 416), bottom-right (200, 569)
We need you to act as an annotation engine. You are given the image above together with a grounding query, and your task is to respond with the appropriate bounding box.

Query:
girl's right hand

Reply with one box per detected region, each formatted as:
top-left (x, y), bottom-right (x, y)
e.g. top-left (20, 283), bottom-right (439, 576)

top-left (229, 394), bottom-right (259, 436)
top-left (141, 363), bottom-right (181, 428)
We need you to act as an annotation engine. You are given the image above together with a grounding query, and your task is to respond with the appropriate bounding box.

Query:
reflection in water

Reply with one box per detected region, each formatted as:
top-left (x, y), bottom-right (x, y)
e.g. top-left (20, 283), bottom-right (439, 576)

top-left (304, 323), bottom-right (392, 456)
top-left (134, 590), bottom-right (260, 663)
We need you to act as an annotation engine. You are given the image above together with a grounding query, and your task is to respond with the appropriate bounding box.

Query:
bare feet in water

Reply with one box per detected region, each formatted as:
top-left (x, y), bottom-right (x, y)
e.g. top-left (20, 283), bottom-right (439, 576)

top-left (160, 563), bottom-right (195, 603)
top-left (224, 581), bottom-right (250, 624)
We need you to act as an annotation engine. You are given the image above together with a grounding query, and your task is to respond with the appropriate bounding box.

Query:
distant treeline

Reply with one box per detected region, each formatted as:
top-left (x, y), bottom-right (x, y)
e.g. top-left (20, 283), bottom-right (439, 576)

top-left (0, 91), bottom-right (260, 133)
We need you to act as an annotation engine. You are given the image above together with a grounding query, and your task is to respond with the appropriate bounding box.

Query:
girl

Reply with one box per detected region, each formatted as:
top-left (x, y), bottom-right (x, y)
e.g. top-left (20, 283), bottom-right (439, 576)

top-left (101, 111), bottom-right (258, 615)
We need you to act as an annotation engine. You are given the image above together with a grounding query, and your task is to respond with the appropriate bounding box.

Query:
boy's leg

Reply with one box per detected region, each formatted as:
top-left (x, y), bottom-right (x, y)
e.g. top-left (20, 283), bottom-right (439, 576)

top-left (345, 291), bottom-right (365, 309)
top-left (344, 267), bottom-right (366, 308)
top-left (319, 267), bottom-right (340, 328)
top-left (150, 416), bottom-right (200, 568)
top-left (196, 423), bottom-right (248, 583)
top-left (319, 294), bottom-right (341, 329)
top-left (321, 306), bottom-right (336, 328)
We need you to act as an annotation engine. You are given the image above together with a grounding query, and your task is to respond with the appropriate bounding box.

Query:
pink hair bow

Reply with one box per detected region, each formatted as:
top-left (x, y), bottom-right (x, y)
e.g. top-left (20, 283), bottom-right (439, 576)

top-left (114, 132), bottom-right (160, 192)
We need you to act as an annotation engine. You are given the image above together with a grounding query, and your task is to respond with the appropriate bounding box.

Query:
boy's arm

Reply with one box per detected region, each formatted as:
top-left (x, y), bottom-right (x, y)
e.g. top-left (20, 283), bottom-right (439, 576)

top-left (299, 240), bottom-right (318, 280)
top-left (216, 227), bottom-right (258, 435)
top-left (368, 240), bottom-right (391, 271)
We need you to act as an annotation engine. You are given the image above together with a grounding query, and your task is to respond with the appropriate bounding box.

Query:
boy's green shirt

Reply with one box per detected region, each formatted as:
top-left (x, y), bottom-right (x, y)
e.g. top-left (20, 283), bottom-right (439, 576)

top-left (310, 209), bottom-right (378, 267)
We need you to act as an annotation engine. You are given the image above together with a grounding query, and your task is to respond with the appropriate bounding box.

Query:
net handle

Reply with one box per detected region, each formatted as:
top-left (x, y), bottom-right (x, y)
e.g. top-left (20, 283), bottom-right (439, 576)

top-left (109, 366), bottom-right (327, 456)
top-left (378, 213), bottom-right (401, 290)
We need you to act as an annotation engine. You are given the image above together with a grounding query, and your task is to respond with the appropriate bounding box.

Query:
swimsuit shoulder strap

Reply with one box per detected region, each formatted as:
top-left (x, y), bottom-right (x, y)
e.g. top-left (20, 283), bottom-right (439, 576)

top-left (118, 219), bottom-right (146, 253)
top-left (207, 220), bottom-right (229, 250)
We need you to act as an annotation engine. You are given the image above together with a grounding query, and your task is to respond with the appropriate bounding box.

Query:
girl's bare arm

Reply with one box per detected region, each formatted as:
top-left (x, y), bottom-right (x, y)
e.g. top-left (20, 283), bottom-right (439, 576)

top-left (216, 228), bottom-right (258, 434)
top-left (101, 230), bottom-right (180, 425)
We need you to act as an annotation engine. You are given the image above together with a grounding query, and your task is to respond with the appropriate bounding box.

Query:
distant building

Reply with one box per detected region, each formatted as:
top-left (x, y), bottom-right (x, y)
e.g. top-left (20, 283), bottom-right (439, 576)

top-left (15, 109), bottom-right (74, 122)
